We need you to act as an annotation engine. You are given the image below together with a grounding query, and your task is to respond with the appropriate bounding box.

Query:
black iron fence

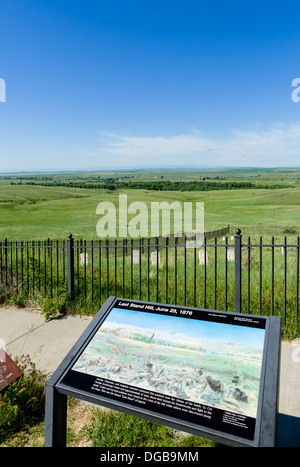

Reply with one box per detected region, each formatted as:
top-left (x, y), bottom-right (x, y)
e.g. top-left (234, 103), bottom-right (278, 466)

top-left (0, 227), bottom-right (300, 337)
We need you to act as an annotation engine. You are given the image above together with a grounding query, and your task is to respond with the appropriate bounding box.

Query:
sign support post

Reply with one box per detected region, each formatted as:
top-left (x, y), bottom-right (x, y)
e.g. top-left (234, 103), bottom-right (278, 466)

top-left (45, 385), bottom-right (67, 447)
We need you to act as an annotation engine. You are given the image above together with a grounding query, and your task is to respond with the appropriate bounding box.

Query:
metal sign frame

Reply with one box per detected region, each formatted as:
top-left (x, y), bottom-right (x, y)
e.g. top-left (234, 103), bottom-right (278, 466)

top-left (44, 296), bottom-right (281, 447)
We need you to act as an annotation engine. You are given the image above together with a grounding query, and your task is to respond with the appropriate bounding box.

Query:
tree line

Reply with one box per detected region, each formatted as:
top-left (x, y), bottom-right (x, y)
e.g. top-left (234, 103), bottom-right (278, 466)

top-left (11, 178), bottom-right (293, 191)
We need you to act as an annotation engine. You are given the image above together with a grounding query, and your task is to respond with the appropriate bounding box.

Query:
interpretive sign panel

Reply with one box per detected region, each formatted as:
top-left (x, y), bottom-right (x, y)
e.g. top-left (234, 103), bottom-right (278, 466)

top-left (0, 350), bottom-right (23, 391)
top-left (45, 297), bottom-right (281, 447)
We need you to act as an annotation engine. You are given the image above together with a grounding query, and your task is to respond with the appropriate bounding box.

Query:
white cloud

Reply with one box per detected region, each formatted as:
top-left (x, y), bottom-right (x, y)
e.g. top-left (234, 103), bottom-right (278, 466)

top-left (86, 123), bottom-right (300, 168)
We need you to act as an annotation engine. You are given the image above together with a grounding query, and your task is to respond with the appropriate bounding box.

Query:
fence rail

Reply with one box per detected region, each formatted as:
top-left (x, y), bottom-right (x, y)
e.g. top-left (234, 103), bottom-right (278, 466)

top-left (0, 227), bottom-right (299, 337)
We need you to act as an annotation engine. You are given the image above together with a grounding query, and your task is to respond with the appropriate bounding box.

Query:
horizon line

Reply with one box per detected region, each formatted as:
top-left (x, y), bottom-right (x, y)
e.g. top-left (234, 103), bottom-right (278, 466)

top-left (1, 165), bottom-right (300, 175)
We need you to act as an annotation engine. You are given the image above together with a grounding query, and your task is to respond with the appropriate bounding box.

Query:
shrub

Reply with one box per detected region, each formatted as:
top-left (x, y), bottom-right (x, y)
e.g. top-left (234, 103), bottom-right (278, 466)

top-left (40, 292), bottom-right (68, 320)
top-left (0, 355), bottom-right (46, 443)
top-left (282, 228), bottom-right (298, 234)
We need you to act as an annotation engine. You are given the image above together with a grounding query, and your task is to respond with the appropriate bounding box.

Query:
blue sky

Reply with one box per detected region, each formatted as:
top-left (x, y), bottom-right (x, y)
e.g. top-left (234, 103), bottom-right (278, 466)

top-left (107, 308), bottom-right (265, 349)
top-left (1, 0), bottom-right (300, 171)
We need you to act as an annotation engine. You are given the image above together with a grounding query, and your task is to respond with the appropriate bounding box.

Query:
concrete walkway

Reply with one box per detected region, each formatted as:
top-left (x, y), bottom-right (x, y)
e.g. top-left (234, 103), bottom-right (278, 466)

top-left (0, 306), bottom-right (93, 376)
top-left (1, 306), bottom-right (300, 447)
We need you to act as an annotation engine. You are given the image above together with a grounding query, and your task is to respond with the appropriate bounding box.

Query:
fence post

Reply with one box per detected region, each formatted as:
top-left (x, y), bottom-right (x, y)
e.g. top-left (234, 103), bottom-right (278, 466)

top-left (4, 238), bottom-right (8, 285)
top-left (67, 234), bottom-right (74, 299)
top-left (235, 228), bottom-right (242, 313)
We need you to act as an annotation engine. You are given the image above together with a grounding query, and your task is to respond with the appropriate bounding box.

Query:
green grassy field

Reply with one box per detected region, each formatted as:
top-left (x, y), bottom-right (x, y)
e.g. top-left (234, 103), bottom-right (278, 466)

top-left (1, 169), bottom-right (300, 339)
top-left (1, 167), bottom-right (300, 240)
